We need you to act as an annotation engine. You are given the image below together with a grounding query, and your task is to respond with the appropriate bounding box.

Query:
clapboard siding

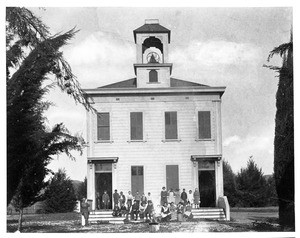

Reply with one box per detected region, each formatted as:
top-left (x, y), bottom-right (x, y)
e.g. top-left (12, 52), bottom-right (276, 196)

top-left (87, 93), bottom-right (221, 203)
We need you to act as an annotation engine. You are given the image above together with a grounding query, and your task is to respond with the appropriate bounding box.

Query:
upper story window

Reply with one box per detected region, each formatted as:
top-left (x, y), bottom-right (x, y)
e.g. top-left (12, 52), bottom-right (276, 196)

top-left (97, 113), bottom-right (110, 140)
top-left (165, 111), bottom-right (178, 139)
top-left (130, 112), bottom-right (143, 140)
top-left (198, 111), bottom-right (211, 139)
top-left (149, 70), bottom-right (158, 83)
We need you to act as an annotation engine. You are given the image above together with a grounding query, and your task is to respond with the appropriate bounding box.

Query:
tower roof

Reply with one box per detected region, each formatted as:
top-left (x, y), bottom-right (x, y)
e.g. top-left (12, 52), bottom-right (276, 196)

top-left (133, 19), bottom-right (171, 43)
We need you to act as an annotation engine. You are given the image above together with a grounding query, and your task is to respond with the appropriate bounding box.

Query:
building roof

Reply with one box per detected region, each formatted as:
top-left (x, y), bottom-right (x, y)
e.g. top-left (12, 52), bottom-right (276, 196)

top-left (133, 23), bottom-right (171, 43)
top-left (99, 78), bottom-right (208, 89)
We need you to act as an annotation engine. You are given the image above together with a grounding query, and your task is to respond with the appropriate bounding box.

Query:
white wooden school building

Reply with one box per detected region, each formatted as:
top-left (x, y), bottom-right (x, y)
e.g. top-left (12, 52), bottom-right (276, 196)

top-left (83, 19), bottom-right (227, 211)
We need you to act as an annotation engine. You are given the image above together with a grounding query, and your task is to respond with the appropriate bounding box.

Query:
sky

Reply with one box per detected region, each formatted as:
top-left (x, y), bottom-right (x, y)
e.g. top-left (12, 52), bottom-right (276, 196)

top-left (27, 7), bottom-right (293, 181)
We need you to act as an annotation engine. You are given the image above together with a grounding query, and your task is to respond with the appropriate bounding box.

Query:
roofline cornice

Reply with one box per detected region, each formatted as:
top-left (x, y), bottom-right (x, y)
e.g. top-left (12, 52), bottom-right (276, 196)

top-left (83, 86), bottom-right (226, 97)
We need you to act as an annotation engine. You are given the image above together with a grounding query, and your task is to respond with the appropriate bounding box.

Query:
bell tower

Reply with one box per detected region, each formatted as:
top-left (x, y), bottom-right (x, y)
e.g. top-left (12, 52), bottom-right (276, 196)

top-left (133, 19), bottom-right (173, 88)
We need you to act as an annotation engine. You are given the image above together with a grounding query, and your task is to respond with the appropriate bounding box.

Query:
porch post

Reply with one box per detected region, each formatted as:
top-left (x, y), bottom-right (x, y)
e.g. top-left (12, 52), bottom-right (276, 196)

top-left (87, 162), bottom-right (95, 210)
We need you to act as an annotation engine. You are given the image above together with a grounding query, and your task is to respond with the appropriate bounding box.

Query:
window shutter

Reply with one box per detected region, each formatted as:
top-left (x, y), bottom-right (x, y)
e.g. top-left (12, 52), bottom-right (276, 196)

top-left (165, 111), bottom-right (178, 139)
top-left (130, 112), bottom-right (143, 140)
top-left (97, 113), bottom-right (110, 140)
top-left (198, 111), bottom-right (211, 139)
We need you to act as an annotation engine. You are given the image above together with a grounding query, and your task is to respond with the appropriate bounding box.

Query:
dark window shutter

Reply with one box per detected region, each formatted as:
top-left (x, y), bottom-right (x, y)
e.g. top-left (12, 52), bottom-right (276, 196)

top-left (198, 111), bottom-right (211, 139)
top-left (166, 165), bottom-right (179, 191)
top-left (149, 70), bottom-right (158, 82)
top-left (130, 112), bottom-right (143, 140)
top-left (165, 111), bottom-right (178, 139)
top-left (131, 166), bottom-right (144, 194)
top-left (97, 113), bottom-right (110, 140)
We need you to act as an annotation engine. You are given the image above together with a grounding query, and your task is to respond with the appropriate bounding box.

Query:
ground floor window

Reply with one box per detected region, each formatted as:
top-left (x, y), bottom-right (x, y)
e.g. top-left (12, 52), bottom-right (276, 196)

top-left (131, 166), bottom-right (144, 194)
top-left (166, 165), bottom-right (179, 191)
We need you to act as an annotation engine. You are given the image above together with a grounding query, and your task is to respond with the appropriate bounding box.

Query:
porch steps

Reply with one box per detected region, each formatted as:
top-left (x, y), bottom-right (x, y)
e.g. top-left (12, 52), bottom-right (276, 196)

top-left (88, 208), bottom-right (226, 224)
top-left (192, 208), bottom-right (226, 220)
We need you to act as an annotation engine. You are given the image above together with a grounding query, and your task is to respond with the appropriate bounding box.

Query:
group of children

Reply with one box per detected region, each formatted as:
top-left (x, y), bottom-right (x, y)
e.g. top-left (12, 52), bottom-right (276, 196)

top-left (160, 187), bottom-right (201, 209)
top-left (109, 187), bottom-right (201, 222)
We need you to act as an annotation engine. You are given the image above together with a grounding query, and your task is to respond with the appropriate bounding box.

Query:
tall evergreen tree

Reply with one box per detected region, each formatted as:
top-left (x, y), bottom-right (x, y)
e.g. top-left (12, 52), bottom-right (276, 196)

top-left (43, 169), bottom-right (77, 213)
top-left (266, 33), bottom-right (294, 230)
top-left (76, 177), bottom-right (87, 201)
top-left (223, 160), bottom-right (238, 206)
top-left (6, 7), bottom-right (93, 231)
top-left (265, 174), bottom-right (278, 206)
top-left (236, 157), bottom-right (268, 207)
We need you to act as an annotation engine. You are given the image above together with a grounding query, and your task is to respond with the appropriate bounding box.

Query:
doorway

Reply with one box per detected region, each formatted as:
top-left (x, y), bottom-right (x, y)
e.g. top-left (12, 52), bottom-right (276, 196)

top-left (95, 172), bottom-right (112, 209)
top-left (95, 163), bottom-right (113, 209)
top-left (198, 170), bottom-right (216, 207)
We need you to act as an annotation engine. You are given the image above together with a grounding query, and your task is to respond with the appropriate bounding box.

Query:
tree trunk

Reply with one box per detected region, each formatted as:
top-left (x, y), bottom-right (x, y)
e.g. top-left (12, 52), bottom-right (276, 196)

top-left (17, 208), bottom-right (23, 231)
top-left (274, 43), bottom-right (294, 230)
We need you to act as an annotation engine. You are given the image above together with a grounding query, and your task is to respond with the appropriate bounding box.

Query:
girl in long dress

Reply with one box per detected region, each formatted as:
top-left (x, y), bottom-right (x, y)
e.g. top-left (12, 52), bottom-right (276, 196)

top-left (174, 188), bottom-right (181, 205)
top-left (160, 187), bottom-right (168, 206)
top-left (193, 188), bottom-right (200, 209)
top-left (187, 190), bottom-right (194, 208)
top-left (168, 188), bottom-right (175, 204)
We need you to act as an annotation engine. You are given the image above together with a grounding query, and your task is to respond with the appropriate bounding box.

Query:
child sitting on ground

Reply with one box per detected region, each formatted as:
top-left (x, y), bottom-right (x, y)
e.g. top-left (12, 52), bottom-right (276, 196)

top-left (183, 201), bottom-right (193, 220)
top-left (112, 204), bottom-right (122, 217)
top-left (130, 200), bottom-right (140, 220)
top-left (139, 202), bottom-right (147, 221)
top-left (169, 202), bottom-right (177, 221)
top-left (161, 202), bottom-right (171, 222)
top-left (177, 202), bottom-right (184, 222)
top-left (120, 203), bottom-right (127, 217)
top-left (144, 200), bottom-right (155, 221)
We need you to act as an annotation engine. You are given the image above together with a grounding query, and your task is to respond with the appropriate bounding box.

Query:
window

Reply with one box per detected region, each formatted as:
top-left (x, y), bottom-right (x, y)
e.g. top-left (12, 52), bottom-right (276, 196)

top-left (131, 166), bottom-right (144, 194)
top-left (97, 113), bottom-right (110, 140)
top-left (95, 163), bottom-right (112, 172)
top-left (165, 111), bottom-right (178, 139)
top-left (198, 111), bottom-right (211, 139)
top-left (130, 112), bottom-right (143, 140)
top-left (131, 166), bottom-right (144, 176)
top-left (149, 70), bottom-right (158, 83)
top-left (166, 165), bottom-right (179, 191)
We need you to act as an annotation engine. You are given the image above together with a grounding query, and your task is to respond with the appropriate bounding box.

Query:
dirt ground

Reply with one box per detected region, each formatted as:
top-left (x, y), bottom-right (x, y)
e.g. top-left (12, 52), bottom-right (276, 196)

top-left (7, 207), bottom-right (280, 233)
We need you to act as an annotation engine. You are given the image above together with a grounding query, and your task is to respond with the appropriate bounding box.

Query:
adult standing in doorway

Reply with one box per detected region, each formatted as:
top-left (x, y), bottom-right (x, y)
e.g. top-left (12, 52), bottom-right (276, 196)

top-left (102, 190), bottom-right (110, 210)
top-left (160, 187), bottom-right (168, 206)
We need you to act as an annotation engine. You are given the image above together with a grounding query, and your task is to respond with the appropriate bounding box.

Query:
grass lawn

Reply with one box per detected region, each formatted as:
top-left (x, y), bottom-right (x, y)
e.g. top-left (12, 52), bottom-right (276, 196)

top-left (7, 207), bottom-right (280, 233)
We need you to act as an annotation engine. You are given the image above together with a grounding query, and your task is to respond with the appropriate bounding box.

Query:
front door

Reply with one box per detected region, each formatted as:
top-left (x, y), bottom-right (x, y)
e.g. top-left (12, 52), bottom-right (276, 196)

top-left (95, 163), bottom-right (112, 209)
top-left (198, 160), bottom-right (216, 207)
top-left (131, 166), bottom-right (144, 194)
